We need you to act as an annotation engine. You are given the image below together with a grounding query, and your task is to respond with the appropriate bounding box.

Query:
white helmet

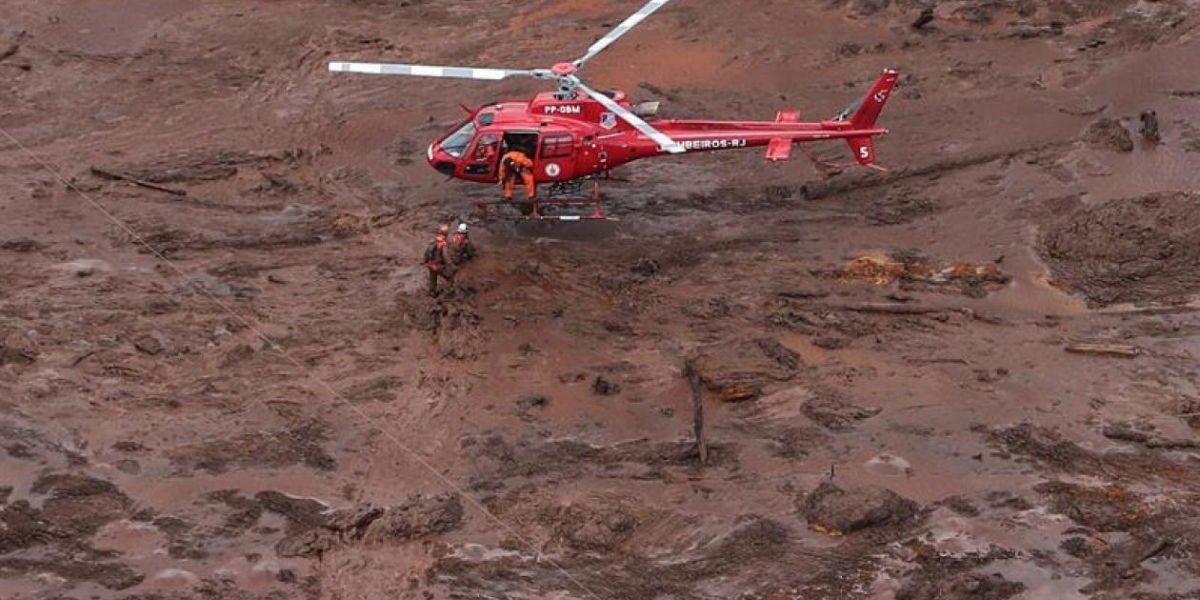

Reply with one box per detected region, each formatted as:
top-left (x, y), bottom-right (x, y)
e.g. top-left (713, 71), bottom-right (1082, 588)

top-left (457, 223), bottom-right (468, 233)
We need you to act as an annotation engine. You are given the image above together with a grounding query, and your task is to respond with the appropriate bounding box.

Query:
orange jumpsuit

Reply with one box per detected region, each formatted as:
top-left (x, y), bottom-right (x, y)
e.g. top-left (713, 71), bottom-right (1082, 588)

top-left (424, 234), bottom-right (456, 296)
top-left (499, 150), bottom-right (535, 201)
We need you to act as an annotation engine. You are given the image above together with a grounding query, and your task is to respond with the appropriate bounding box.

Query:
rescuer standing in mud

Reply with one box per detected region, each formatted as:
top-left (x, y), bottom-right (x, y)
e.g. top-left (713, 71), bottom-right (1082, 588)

top-left (499, 148), bottom-right (536, 202)
top-left (450, 223), bottom-right (477, 264)
top-left (423, 223), bottom-right (456, 296)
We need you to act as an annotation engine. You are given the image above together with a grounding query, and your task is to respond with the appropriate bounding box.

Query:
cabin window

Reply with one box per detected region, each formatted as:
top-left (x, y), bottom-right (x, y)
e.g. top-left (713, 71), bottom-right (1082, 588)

top-left (438, 121), bottom-right (476, 158)
top-left (540, 134), bottom-right (573, 159)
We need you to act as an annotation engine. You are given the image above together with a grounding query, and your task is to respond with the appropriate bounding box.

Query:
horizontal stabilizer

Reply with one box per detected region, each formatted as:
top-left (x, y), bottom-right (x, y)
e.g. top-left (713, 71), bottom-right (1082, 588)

top-left (765, 109), bottom-right (800, 161)
top-left (767, 138), bottom-right (791, 161)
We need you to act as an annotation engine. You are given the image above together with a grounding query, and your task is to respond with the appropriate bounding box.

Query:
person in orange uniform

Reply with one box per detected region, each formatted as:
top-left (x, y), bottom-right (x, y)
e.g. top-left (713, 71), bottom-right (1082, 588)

top-left (422, 223), bottom-right (456, 297)
top-left (473, 134), bottom-right (499, 164)
top-left (499, 149), bottom-right (536, 202)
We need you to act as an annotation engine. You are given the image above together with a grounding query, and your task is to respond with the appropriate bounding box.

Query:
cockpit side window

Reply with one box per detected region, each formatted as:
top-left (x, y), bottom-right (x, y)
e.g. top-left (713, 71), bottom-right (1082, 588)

top-left (438, 121), bottom-right (477, 158)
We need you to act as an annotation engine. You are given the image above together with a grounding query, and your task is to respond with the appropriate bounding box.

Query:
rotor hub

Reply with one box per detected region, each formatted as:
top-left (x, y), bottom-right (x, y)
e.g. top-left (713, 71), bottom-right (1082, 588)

top-left (551, 62), bottom-right (577, 77)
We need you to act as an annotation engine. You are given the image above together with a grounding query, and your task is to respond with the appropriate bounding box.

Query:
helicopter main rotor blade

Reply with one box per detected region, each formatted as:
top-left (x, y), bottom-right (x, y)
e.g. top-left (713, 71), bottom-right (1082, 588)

top-left (573, 0), bottom-right (675, 68)
top-left (576, 82), bottom-right (685, 154)
top-left (329, 61), bottom-right (552, 81)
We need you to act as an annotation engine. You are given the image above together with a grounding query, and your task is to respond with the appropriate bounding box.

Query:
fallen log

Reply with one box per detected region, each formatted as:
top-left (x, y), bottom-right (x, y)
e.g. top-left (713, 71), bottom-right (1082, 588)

top-left (1064, 342), bottom-right (1141, 358)
top-left (90, 167), bottom-right (187, 197)
top-left (800, 140), bottom-right (1075, 201)
top-left (824, 303), bottom-right (947, 315)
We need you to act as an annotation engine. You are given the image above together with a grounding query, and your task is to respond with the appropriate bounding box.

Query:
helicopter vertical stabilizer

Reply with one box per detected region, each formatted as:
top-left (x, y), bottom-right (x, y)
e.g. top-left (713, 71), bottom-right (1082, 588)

top-left (848, 69), bottom-right (899, 130)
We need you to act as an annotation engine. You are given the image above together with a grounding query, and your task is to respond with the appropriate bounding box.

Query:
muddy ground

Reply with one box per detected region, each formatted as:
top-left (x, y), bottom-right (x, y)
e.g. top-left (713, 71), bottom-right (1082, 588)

top-left (3, 1), bottom-right (1200, 599)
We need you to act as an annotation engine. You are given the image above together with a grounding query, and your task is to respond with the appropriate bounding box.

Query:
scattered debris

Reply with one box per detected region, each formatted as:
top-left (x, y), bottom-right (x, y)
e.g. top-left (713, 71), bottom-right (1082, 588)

top-left (90, 167), bottom-right (188, 196)
top-left (1065, 342), bottom-right (1141, 358)
top-left (825, 252), bottom-right (1010, 296)
top-left (1102, 423), bottom-right (1199, 449)
top-left (1139, 110), bottom-right (1160, 144)
top-left (911, 7), bottom-right (934, 30)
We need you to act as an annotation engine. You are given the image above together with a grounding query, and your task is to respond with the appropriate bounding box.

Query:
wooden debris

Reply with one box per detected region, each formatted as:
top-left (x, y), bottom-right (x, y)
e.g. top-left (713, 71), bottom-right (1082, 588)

top-left (1064, 342), bottom-right (1141, 358)
top-left (1057, 103), bottom-right (1108, 117)
top-left (683, 360), bottom-right (708, 464)
top-left (828, 303), bottom-right (946, 315)
top-left (90, 167), bottom-right (187, 197)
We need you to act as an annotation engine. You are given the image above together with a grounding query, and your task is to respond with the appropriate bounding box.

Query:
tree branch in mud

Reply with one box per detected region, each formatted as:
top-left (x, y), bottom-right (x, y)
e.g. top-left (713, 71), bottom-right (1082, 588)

top-left (90, 167), bottom-right (187, 197)
top-left (683, 359), bottom-right (708, 465)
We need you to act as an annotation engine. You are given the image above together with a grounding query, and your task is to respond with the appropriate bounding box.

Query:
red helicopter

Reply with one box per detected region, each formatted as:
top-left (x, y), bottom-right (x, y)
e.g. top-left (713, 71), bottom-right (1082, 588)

top-left (329, 0), bottom-right (898, 220)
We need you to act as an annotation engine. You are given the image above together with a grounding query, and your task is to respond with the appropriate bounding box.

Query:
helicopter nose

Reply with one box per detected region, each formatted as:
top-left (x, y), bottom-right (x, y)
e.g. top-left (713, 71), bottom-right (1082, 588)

top-left (427, 144), bottom-right (459, 176)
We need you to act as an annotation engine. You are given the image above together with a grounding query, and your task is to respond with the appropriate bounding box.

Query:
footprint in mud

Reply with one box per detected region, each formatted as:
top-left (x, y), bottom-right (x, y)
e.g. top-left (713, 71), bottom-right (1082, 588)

top-left (864, 452), bottom-right (913, 477)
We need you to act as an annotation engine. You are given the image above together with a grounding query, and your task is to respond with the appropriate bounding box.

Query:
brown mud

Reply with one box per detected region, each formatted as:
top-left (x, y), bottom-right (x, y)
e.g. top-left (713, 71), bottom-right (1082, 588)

top-left (4, 1), bottom-right (1200, 599)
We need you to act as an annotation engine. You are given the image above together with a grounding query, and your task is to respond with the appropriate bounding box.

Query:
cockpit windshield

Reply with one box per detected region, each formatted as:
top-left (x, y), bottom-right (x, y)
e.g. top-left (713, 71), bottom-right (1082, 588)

top-left (437, 120), bottom-right (476, 158)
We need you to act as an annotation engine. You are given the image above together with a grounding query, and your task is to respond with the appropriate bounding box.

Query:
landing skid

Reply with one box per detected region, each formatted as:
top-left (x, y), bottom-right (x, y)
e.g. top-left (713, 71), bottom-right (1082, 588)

top-left (474, 180), bottom-right (616, 221)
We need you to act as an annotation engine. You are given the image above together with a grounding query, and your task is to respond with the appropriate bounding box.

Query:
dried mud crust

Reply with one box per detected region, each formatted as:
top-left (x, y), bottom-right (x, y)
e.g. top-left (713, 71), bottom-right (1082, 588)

top-left (0, 473), bottom-right (143, 590)
top-left (166, 420), bottom-right (336, 474)
top-left (1039, 192), bottom-right (1200, 306)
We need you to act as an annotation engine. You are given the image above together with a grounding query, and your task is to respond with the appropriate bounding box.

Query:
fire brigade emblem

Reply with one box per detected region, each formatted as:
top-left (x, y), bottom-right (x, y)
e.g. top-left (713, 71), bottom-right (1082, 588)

top-left (599, 111), bottom-right (617, 130)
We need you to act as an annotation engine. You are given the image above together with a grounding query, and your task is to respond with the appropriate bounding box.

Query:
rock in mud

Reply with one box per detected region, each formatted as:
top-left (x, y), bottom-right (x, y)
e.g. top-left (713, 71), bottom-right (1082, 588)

top-left (803, 393), bottom-right (882, 430)
top-left (800, 482), bottom-right (920, 535)
top-left (275, 529), bottom-right (338, 559)
top-left (1083, 117), bottom-right (1134, 152)
top-left (911, 6), bottom-right (934, 29)
top-left (544, 500), bottom-right (645, 553)
top-left (362, 494), bottom-right (463, 545)
top-left (255, 490), bottom-right (330, 531)
top-left (591, 376), bottom-right (620, 396)
top-left (0, 556), bottom-right (144, 590)
top-left (168, 420), bottom-right (335, 474)
top-left (513, 394), bottom-right (551, 423)
top-left (132, 333), bottom-right (165, 355)
top-left (0, 500), bottom-right (50, 553)
top-left (0, 328), bottom-right (38, 365)
top-left (897, 571), bottom-right (1026, 600)
top-left (30, 473), bottom-right (133, 537)
top-left (0, 238), bottom-right (44, 253)
top-left (685, 338), bottom-right (800, 402)
top-left (1033, 481), bottom-right (1159, 532)
top-left (988, 424), bottom-right (1109, 476)
top-left (630, 257), bottom-right (660, 276)
top-left (1040, 192), bottom-right (1200, 306)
